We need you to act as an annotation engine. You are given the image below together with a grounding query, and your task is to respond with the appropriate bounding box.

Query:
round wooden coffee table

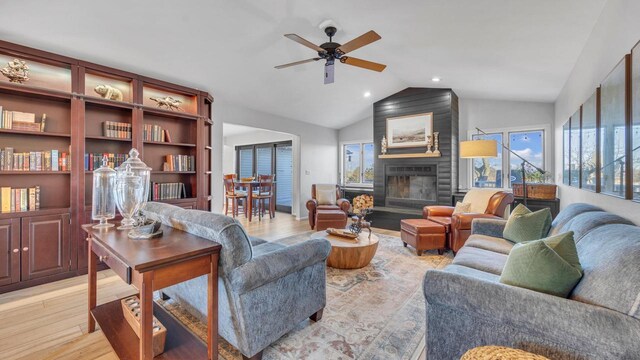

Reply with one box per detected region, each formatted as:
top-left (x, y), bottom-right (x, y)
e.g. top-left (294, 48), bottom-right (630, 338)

top-left (311, 230), bottom-right (379, 269)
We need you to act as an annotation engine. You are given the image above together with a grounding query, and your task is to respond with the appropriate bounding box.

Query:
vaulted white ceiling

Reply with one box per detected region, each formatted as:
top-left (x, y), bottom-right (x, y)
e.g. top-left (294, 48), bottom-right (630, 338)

top-left (0, 0), bottom-right (605, 129)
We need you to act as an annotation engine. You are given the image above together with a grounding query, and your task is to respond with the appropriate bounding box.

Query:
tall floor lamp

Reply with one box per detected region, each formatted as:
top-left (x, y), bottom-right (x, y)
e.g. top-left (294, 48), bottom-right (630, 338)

top-left (460, 127), bottom-right (546, 207)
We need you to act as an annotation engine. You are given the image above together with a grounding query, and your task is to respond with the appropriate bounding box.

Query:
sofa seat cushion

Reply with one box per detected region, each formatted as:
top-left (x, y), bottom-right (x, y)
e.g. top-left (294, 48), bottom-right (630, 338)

top-left (317, 204), bottom-right (341, 211)
top-left (452, 246), bottom-right (508, 275)
top-left (443, 264), bottom-right (500, 283)
top-left (249, 236), bottom-right (267, 247)
top-left (465, 234), bottom-right (514, 255)
top-left (316, 209), bottom-right (347, 219)
top-left (252, 242), bottom-right (287, 258)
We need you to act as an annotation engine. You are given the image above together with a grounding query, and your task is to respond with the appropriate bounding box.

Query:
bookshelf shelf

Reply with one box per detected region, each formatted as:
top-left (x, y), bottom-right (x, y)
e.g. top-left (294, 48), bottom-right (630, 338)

top-left (0, 129), bottom-right (71, 138)
top-left (0, 171), bottom-right (70, 175)
top-left (144, 140), bottom-right (196, 148)
top-left (142, 107), bottom-right (200, 121)
top-left (0, 81), bottom-right (72, 102)
top-left (0, 39), bottom-right (212, 294)
top-left (85, 135), bottom-right (131, 142)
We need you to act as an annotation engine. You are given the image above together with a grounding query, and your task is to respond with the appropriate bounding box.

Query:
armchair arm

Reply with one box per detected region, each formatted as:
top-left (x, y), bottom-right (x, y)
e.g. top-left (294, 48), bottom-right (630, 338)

top-left (452, 213), bottom-right (501, 230)
top-left (471, 218), bottom-right (507, 238)
top-left (423, 270), bottom-right (640, 357)
top-left (423, 206), bottom-right (454, 219)
top-left (306, 199), bottom-right (318, 228)
top-left (229, 238), bottom-right (331, 295)
top-left (336, 198), bottom-right (350, 213)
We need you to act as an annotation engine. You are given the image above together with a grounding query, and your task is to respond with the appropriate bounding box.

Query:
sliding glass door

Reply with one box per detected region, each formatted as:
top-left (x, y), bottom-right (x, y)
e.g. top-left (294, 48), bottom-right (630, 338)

top-left (236, 141), bottom-right (293, 213)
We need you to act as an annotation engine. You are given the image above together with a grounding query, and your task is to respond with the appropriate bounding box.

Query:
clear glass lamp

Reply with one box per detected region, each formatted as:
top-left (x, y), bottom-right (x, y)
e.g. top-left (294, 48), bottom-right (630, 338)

top-left (115, 149), bottom-right (151, 230)
top-left (91, 156), bottom-right (116, 229)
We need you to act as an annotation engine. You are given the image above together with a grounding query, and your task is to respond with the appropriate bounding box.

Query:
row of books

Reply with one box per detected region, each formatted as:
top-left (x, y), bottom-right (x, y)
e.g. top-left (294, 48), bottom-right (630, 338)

top-left (0, 107), bottom-right (46, 132)
top-left (103, 121), bottom-right (132, 139)
top-left (149, 182), bottom-right (187, 201)
top-left (84, 153), bottom-right (129, 171)
top-left (0, 186), bottom-right (41, 213)
top-left (143, 124), bottom-right (172, 142)
top-left (0, 148), bottom-right (70, 172)
top-left (163, 154), bottom-right (195, 172)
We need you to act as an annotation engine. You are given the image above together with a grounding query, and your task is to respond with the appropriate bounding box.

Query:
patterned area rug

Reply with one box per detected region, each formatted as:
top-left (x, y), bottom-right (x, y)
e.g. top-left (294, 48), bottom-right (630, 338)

top-left (157, 231), bottom-right (452, 359)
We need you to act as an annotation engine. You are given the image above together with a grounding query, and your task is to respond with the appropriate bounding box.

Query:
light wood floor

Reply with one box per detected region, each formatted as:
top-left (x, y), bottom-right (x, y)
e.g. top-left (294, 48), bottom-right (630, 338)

top-left (0, 212), bottom-right (414, 360)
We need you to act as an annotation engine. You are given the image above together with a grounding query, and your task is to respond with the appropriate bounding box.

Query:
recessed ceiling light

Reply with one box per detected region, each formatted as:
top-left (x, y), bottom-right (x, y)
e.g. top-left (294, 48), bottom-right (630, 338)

top-left (363, 91), bottom-right (371, 98)
top-left (431, 77), bottom-right (441, 82)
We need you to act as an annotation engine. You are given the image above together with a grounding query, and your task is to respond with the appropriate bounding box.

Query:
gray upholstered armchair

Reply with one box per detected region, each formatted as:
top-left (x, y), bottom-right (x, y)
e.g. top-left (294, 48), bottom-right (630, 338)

top-left (143, 202), bottom-right (331, 360)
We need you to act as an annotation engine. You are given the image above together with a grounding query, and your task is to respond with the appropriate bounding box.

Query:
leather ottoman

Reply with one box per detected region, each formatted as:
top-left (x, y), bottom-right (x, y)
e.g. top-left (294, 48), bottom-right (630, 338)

top-left (400, 219), bottom-right (446, 256)
top-left (315, 209), bottom-right (347, 231)
top-left (427, 216), bottom-right (452, 249)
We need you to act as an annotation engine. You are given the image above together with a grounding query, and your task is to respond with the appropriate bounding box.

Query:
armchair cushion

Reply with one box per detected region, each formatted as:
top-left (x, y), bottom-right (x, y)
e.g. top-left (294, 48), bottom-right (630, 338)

top-left (503, 204), bottom-right (552, 243)
top-left (462, 188), bottom-right (500, 213)
top-left (453, 201), bottom-right (471, 215)
top-left (316, 188), bottom-right (336, 205)
top-left (229, 238), bottom-right (331, 295)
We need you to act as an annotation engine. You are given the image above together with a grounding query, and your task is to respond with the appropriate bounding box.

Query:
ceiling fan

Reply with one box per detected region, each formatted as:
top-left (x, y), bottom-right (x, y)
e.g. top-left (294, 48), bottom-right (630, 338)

top-left (275, 26), bottom-right (386, 84)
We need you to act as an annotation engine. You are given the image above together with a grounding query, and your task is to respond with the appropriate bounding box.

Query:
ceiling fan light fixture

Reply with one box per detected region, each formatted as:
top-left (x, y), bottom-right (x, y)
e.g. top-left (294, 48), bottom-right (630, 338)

top-left (432, 77), bottom-right (442, 82)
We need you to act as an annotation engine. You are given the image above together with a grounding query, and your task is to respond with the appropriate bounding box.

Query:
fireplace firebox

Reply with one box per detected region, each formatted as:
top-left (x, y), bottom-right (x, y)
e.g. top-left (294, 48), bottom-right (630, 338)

top-left (385, 164), bottom-right (437, 209)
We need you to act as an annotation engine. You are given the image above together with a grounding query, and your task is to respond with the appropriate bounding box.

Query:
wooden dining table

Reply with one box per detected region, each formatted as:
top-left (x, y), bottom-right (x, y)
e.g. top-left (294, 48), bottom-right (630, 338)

top-left (234, 180), bottom-right (276, 222)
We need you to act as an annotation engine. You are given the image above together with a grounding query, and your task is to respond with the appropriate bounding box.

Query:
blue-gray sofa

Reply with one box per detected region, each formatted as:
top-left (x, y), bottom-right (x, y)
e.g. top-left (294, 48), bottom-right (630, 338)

top-left (423, 203), bottom-right (640, 359)
top-left (143, 202), bottom-right (331, 360)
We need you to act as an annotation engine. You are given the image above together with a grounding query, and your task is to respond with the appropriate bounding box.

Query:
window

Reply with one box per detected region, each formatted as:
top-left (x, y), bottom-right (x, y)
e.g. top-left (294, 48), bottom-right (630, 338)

top-left (633, 43), bottom-right (640, 200)
top-left (469, 128), bottom-right (547, 189)
top-left (342, 142), bottom-right (374, 186)
top-left (238, 148), bottom-right (253, 178)
top-left (510, 130), bottom-right (545, 187)
top-left (600, 59), bottom-right (627, 198)
top-left (471, 133), bottom-right (503, 188)
top-left (581, 93), bottom-right (597, 191)
top-left (563, 120), bottom-right (570, 185)
top-left (569, 110), bottom-right (581, 187)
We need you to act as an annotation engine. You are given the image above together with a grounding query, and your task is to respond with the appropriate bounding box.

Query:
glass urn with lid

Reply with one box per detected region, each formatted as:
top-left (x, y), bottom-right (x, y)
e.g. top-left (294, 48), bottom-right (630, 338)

top-left (115, 149), bottom-right (151, 229)
top-left (91, 155), bottom-right (116, 228)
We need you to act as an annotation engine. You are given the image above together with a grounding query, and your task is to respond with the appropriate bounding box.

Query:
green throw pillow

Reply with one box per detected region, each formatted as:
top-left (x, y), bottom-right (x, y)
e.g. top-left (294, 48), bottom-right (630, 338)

top-left (503, 204), bottom-right (552, 243)
top-left (500, 231), bottom-right (583, 297)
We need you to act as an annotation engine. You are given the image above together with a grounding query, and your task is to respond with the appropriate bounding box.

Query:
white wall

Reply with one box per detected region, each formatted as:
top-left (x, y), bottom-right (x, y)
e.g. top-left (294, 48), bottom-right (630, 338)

top-left (338, 117), bottom-right (373, 143)
top-left (554, 0), bottom-right (640, 224)
top-left (213, 101), bottom-right (339, 219)
top-left (222, 129), bottom-right (295, 177)
top-left (458, 98), bottom-right (555, 190)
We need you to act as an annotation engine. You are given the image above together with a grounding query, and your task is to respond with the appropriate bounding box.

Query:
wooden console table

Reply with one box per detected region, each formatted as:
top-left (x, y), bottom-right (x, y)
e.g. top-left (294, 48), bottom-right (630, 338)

top-left (83, 224), bottom-right (221, 360)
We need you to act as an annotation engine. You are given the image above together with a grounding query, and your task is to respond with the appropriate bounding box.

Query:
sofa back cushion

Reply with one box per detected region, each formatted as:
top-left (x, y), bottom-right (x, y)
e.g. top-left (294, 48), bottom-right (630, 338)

top-left (143, 201), bottom-right (183, 226)
top-left (463, 188), bottom-right (500, 214)
top-left (169, 209), bottom-right (253, 274)
top-left (570, 224), bottom-right (640, 319)
top-left (548, 203), bottom-right (602, 236)
top-left (559, 211), bottom-right (634, 243)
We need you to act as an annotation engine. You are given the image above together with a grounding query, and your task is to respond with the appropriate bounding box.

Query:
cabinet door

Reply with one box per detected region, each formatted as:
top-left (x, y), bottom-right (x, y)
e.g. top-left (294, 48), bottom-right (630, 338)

top-left (21, 214), bottom-right (70, 281)
top-left (0, 219), bottom-right (20, 286)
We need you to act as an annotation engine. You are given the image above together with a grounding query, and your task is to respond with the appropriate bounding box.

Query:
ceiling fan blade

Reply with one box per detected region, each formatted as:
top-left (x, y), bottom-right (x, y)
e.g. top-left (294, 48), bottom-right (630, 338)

top-left (324, 61), bottom-right (335, 84)
top-left (275, 58), bottom-right (321, 69)
top-left (336, 30), bottom-right (381, 55)
top-left (284, 34), bottom-right (325, 52)
top-left (340, 56), bottom-right (386, 72)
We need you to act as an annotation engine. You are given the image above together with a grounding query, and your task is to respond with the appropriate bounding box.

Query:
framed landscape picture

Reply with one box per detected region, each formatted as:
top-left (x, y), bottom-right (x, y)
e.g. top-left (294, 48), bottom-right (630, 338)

top-left (386, 112), bottom-right (433, 148)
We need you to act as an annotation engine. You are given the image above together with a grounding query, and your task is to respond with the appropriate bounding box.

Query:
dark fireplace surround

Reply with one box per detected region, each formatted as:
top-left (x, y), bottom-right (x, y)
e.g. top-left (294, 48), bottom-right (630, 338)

top-left (370, 88), bottom-right (459, 229)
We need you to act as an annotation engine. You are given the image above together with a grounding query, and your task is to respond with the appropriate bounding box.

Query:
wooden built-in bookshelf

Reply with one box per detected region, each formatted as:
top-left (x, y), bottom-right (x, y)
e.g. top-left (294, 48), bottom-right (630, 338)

top-left (0, 40), bottom-right (213, 293)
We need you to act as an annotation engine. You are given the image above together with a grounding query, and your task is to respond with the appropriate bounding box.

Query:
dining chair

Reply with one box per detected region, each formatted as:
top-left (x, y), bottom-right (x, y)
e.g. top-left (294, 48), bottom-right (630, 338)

top-left (253, 174), bottom-right (275, 221)
top-left (224, 177), bottom-right (247, 218)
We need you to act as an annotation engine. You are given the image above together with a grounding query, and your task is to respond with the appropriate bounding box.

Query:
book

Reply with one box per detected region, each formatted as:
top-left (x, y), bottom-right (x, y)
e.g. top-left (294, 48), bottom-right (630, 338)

top-left (51, 150), bottom-right (59, 171)
top-left (28, 187), bottom-right (36, 211)
top-left (12, 111), bottom-right (36, 123)
top-left (0, 187), bottom-right (10, 213)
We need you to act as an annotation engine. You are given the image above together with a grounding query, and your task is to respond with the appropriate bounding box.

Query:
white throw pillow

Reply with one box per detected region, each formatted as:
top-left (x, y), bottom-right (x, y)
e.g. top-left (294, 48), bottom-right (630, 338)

top-left (453, 202), bottom-right (472, 215)
top-left (316, 189), bottom-right (336, 205)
